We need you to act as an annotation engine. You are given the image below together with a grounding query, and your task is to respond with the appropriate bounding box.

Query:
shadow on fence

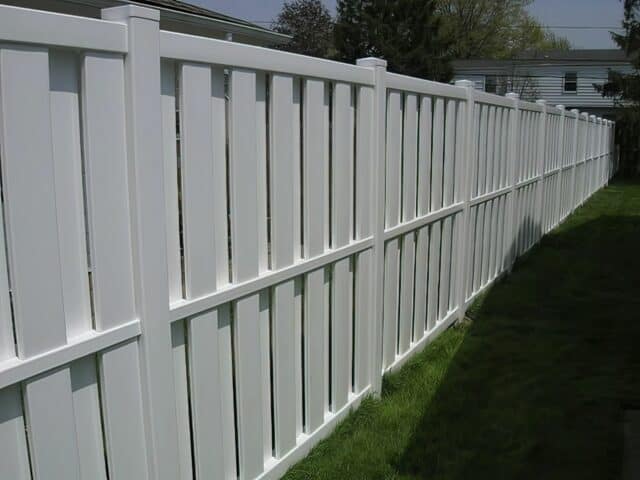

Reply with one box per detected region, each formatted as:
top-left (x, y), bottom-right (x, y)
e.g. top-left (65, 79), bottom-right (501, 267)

top-left (395, 211), bottom-right (640, 479)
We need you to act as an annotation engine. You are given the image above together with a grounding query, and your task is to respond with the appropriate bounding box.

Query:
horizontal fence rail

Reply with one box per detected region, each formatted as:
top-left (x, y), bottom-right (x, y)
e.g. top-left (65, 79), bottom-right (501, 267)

top-left (0, 4), bottom-right (616, 480)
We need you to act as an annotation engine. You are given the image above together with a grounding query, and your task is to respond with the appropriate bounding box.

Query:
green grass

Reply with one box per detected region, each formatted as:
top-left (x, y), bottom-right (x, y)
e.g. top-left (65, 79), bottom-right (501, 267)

top-left (283, 179), bottom-right (640, 480)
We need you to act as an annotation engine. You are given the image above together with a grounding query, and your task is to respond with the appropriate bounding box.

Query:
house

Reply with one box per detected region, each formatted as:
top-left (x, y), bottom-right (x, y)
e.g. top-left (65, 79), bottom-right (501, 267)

top-left (0, 0), bottom-right (290, 46)
top-left (452, 49), bottom-right (632, 118)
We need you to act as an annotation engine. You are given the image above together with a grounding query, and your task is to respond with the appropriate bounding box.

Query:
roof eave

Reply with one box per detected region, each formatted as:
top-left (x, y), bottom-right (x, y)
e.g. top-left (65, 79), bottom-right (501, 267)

top-left (126, 1), bottom-right (291, 45)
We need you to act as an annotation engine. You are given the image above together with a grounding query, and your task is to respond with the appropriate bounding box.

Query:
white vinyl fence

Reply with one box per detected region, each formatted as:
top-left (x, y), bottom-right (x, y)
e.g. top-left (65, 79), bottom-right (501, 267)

top-left (0, 5), bottom-right (616, 480)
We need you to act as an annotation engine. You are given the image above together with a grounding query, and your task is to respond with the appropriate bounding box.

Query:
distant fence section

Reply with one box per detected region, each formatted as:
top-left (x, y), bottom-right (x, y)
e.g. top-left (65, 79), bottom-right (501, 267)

top-left (0, 4), bottom-right (616, 480)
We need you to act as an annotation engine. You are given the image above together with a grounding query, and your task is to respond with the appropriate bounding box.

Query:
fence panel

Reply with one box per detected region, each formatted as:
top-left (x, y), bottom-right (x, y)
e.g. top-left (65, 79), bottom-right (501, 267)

top-left (0, 5), bottom-right (618, 480)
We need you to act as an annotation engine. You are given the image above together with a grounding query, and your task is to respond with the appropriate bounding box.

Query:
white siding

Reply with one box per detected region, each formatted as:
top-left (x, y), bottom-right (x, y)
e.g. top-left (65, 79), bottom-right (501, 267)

top-left (454, 63), bottom-right (633, 109)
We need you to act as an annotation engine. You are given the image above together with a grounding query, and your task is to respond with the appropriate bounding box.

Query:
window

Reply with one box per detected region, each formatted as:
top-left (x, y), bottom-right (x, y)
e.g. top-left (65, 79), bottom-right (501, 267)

top-left (564, 72), bottom-right (577, 93)
top-left (485, 75), bottom-right (497, 93)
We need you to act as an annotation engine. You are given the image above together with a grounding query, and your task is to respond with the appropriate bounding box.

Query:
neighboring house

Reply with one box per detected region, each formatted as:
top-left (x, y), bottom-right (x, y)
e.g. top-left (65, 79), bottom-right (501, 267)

top-left (0, 0), bottom-right (290, 46)
top-left (452, 50), bottom-right (632, 118)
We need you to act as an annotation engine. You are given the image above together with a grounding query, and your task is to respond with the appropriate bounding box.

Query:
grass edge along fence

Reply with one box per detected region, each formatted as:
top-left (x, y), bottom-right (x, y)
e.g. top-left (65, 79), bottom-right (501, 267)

top-left (0, 4), bottom-right (616, 480)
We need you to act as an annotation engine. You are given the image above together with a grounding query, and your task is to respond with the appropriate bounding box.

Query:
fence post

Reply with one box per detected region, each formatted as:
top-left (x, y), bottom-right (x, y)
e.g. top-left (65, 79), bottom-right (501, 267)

top-left (581, 112), bottom-right (590, 204)
top-left (597, 117), bottom-right (604, 187)
top-left (609, 120), bottom-right (616, 180)
top-left (454, 80), bottom-right (474, 319)
top-left (505, 92), bottom-right (520, 270)
top-left (569, 109), bottom-right (580, 213)
top-left (101, 6), bottom-right (180, 479)
top-left (356, 57), bottom-right (387, 395)
top-left (554, 105), bottom-right (565, 227)
top-left (534, 99), bottom-right (546, 237)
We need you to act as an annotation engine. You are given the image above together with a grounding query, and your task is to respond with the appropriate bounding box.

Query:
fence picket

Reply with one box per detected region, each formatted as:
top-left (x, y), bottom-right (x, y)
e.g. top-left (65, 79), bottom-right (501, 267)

top-left (303, 78), bottom-right (330, 432)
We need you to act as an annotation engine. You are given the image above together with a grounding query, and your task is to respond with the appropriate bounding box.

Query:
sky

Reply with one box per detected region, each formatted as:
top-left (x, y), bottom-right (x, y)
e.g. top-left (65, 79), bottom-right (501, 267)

top-left (191, 0), bottom-right (625, 49)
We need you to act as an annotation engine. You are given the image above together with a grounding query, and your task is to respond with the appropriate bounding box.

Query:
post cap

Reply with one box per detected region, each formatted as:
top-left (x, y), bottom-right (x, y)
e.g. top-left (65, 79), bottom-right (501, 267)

top-left (556, 104), bottom-right (565, 110)
top-left (102, 5), bottom-right (160, 22)
top-left (505, 92), bottom-right (519, 100)
top-left (356, 57), bottom-right (387, 68)
top-left (535, 99), bottom-right (546, 105)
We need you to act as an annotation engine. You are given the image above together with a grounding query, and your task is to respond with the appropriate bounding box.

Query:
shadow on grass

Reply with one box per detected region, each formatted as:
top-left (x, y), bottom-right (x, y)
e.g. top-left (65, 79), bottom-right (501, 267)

top-left (282, 181), bottom-right (640, 480)
top-left (396, 211), bottom-right (640, 479)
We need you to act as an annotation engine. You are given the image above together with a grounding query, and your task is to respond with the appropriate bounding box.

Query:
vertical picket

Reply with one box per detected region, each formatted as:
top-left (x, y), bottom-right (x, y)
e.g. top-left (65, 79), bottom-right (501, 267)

top-left (473, 203), bottom-right (485, 292)
top-left (481, 199), bottom-right (491, 286)
top-left (331, 82), bottom-right (353, 410)
top-left (49, 51), bottom-right (108, 480)
top-left (485, 106), bottom-right (496, 193)
top-left (0, 125), bottom-right (28, 480)
top-left (81, 49), bottom-right (150, 480)
top-left (466, 206), bottom-right (477, 299)
top-left (161, 60), bottom-right (192, 480)
top-left (398, 93), bottom-right (418, 354)
top-left (303, 78), bottom-right (329, 430)
top-left (505, 93), bottom-right (520, 268)
top-left (426, 221), bottom-right (441, 330)
top-left (443, 99), bottom-right (456, 207)
top-left (453, 80), bottom-right (474, 319)
top-left (382, 90), bottom-right (402, 367)
top-left (160, 59), bottom-right (182, 304)
top-left (431, 98), bottom-right (445, 210)
top-left (0, 44), bottom-right (83, 480)
top-left (255, 71), bottom-right (273, 467)
top-left (228, 67), bottom-right (267, 479)
top-left (0, 385), bottom-right (30, 480)
top-left (555, 106), bottom-right (566, 226)
top-left (270, 73), bottom-right (299, 456)
top-left (487, 198), bottom-right (497, 280)
top-left (49, 50), bottom-right (92, 340)
top-left (418, 96), bottom-right (433, 215)
top-left (477, 105), bottom-right (489, 196)
top-left (178, 61), bottom-right (234, 480)
top-left (414, 95), bottom-right (433, 338)
top-left (438, 216), bottom-right (452, 321)
top-left (354, 84), bottom-right (374, 392)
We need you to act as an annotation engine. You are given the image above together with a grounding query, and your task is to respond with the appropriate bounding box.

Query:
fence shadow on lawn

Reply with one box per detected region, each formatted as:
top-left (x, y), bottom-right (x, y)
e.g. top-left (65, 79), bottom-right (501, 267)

top-left (395, 208), bottom-right (640, 479)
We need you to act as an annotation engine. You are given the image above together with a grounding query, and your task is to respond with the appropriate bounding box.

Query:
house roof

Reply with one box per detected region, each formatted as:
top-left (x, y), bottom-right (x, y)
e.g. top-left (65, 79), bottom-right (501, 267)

top-left (130, 0), bottom-right (286, 38)
top-left (452, 49), bottom-right (630, 69)
top-left (1, 0), bottom-right (290, 45)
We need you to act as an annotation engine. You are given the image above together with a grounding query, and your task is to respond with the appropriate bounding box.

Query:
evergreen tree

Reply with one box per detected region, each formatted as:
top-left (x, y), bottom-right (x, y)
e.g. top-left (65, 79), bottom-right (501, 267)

top-left (597, 0), bottom-right (640, 175)
top-left (334, 0), bottom-right (452, 81)
top-left (599, 0), bottom-right (640, 103)
top-left (273, 0), bottom-right (334, 58)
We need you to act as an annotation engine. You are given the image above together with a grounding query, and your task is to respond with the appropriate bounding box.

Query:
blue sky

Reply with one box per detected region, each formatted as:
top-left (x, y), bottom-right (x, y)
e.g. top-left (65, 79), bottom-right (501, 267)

top-left (192, 0), bottom-right (625, 49)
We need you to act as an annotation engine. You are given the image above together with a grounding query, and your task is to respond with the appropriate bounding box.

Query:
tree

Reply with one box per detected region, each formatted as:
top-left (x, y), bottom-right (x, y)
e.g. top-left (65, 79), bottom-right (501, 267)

top-left (491, 70), bottom-right (539, 101)
top-left (435, 0), bottom-right (571, 59)
top-left (598, 0), bottom-right (640, 103)
top-left (597, 0), bottom-right (640, 175)
top-left (272, 0), bottom-right (334, 58)
top-left (334, 0), bottom-right (453, 81)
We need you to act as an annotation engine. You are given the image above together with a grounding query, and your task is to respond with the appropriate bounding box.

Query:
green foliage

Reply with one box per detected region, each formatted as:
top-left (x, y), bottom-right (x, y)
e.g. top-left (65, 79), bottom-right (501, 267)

top-left (597, 0), bottom-right (640, 175)
top-left (598, 0), bottom-right (640, 102)
top-left (272, 0), bottom-right (334, 57)
top-left (435, 0), bottom-right (571, 59)
top-left (334, 0), bottom-right (453, 81)
top-left (283, 180), bottom-right (640, 479)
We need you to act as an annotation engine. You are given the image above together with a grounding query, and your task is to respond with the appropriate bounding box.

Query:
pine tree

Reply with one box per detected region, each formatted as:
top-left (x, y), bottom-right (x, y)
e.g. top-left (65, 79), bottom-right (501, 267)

top-left (597, 0), bottom-right (640, 175)
top-left (273, 0), bottom-right (334, 58)
top-left (334, 0), bottom-right (453, 81)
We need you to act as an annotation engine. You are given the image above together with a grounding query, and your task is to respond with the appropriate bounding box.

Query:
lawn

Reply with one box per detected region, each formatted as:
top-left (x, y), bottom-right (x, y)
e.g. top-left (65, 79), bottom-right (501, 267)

top-left (283, 178), bottom-right (640, 480)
